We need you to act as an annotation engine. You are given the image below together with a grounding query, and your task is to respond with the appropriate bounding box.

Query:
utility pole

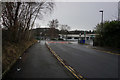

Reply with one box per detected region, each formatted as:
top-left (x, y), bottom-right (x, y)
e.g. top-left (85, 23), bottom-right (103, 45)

top-left (99, 10), bottom-right (104, 27)
top-left (118, 1), bottom-right (120, 21)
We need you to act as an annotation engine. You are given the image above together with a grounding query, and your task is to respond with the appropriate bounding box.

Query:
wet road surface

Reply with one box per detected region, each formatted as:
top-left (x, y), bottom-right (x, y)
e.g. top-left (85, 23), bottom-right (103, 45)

top-left (3, 41), bottom-right (73, 79)
top-left (48, 41), bottom-right (119, 79)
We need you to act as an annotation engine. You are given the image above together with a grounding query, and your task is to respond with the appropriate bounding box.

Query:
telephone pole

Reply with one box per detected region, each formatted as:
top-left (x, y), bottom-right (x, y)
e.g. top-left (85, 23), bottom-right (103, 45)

top-left (99, 10), bottom-right (104, 27)
top-left (118, 1), bottom-right (120, 21)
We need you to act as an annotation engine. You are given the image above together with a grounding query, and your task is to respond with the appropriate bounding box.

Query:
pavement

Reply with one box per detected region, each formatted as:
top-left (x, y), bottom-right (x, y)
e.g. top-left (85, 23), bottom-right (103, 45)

top-left (88, 45), bottom-right (120, 55)
top-left (47, 41), bottom-right (119, 79)
top-left (3, 41), bottom-right (73, 79)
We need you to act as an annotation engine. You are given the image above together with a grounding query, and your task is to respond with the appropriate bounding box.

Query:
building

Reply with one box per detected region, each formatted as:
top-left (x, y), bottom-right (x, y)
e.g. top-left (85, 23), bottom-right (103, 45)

top-left (80, 34), bottom-right (96, 40)
top-left (59, 33), bottom-right (96, 45)
top-left (80, 34), bottom-right (96, 45)
top-left (59, 34), bottom-right (80, 41)
top-left (59, 33), bottom-right (96, 41)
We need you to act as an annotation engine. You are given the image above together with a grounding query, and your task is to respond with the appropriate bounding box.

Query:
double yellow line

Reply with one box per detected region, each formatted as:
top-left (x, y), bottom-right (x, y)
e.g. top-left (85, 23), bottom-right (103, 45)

top-left (45, 42), bottom-right (85, 80)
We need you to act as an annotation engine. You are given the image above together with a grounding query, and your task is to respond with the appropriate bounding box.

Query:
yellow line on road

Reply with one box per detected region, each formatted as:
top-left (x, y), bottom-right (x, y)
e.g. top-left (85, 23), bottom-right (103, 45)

top-left (45, 42), bottom-right (85, 80)
top-left (64, 65), bottom-right (80, 79)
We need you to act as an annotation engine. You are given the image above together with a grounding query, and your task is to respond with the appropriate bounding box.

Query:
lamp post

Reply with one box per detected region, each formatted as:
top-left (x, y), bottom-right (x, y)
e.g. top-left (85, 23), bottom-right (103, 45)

top-left (99, 10), bottom-right (104, 27)
top-left (118, 1), bottom-right (120, 21)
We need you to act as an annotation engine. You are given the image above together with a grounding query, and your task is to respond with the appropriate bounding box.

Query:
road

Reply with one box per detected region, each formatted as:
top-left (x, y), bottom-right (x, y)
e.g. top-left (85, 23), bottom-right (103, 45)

top-left (48, 41), bottom-right (119, 79)
top-left (3, 41), bottom-right (73, 79)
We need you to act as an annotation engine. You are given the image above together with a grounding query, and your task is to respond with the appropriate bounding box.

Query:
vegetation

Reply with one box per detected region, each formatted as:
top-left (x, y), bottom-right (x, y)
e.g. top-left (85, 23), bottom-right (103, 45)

top-left (94, 20), bottom-right (120, 48)
top-left (2, 2), bottom-right (54, 43)
top-left (60, 24), bottom-right (70, 40)
top-left (48, 19), bottom-right (59, 39)
top-left (2, 39), bottom-right (37, 73)
top-left (2, 2), bottom-right (54, 74)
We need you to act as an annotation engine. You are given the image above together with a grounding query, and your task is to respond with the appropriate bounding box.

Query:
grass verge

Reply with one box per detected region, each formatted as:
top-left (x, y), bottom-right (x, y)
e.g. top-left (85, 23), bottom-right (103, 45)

top-left (2, 39), bottom-right (37, 77)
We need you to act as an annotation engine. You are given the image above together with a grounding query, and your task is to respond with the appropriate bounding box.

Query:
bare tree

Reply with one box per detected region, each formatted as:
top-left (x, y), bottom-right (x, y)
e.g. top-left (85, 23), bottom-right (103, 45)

top-left (60, 24), bottom-right (70, 40)
top-left (48, 19), bottom-right (59, 39)
top-left (2, 1), bottom-right (54, 43)
top-left (49, 19), bottom-right (59, 28)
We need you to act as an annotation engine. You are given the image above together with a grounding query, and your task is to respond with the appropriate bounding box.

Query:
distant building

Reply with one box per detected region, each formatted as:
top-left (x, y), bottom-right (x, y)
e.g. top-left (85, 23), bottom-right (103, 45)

top-left (80, 34), bottom-right (96, 45)
top-left (33, 28), bottom-right (96, 42)
top-left (59, 33), bottom-right (96, 40)
top-left (80, 34), bottom-right (96, 40)
top-left (59, 34), bottom-right (79, 41)
top-left (59, 33), bottom-right (96, 45)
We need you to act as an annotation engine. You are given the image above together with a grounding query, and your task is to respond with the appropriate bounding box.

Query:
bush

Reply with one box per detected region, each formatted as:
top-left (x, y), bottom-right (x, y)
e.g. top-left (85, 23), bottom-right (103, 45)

top-left (94, 20), bottom-right (120, 48)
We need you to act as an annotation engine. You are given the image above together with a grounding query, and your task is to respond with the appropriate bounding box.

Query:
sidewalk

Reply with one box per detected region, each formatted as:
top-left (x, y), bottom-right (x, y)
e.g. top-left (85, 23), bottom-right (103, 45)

top-left (87, 45), bottom-right (120, 55)
top-left (3, 41), bottom-right (72, 79)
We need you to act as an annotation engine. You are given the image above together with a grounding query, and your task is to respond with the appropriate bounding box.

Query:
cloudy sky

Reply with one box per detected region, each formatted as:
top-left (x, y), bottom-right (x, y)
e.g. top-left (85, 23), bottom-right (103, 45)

top-left (36, 1), bottom-right (119, 31)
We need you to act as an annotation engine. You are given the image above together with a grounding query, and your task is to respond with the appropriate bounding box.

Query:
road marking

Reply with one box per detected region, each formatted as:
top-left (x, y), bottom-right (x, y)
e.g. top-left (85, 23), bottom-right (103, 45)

top-left (68, 66), bottom-right (75, 72)
top-left (45, 42), bottom-right (85, 80)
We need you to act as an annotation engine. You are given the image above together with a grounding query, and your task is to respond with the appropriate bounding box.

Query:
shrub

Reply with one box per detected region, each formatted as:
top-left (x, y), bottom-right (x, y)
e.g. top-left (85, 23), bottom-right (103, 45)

top-left (94, 20), bottom-right (120, 48)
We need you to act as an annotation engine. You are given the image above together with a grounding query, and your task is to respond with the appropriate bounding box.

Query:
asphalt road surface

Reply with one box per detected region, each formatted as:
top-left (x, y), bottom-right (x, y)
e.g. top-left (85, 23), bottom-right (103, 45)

top-left (48, 41), bottom-right (119, 79)
top-left (3, 41), bottom-right (73, 79)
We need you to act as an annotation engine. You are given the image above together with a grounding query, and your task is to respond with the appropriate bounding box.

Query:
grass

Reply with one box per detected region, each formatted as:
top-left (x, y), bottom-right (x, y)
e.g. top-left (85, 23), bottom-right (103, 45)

top-left (2, 39), bottom-right (37, 76)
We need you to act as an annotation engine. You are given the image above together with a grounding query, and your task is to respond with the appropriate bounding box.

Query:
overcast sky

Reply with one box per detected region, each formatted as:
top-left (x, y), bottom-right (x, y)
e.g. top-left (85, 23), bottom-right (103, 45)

top-left (36, 2), bottom-right (119, 31)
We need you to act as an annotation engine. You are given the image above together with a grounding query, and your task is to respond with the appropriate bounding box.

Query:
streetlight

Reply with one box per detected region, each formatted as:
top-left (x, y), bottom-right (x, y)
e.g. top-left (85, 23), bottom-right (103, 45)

top-left (99, 10), bottom-right (104, 27)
